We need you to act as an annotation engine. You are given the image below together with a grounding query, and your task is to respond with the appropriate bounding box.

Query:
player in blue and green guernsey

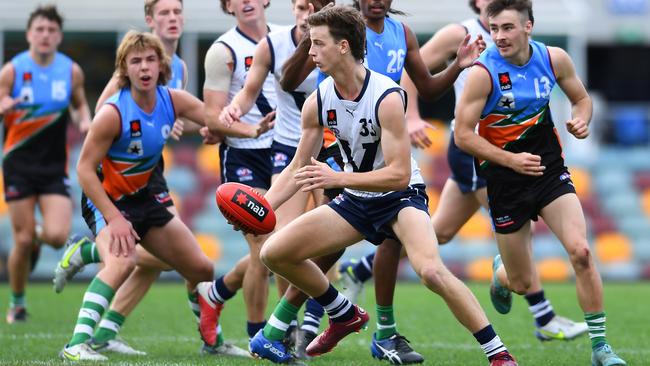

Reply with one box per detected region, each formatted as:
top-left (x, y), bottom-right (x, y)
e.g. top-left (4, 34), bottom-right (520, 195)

top-left (59, 31), bottom-right (217, 362)
top-left (0, 4), bottom-right (92, 325)
top-left (455, 1), bottom-right (626, 365)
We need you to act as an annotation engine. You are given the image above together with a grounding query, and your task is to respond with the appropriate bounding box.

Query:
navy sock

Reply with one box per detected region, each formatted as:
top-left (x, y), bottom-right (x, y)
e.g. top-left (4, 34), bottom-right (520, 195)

top-left (302, 298), bottom-right (325, 333)
top-left (247, 320), bottom-right (267, 339)
top-left (353, 252), bottom-right (375, 283)
top-left (473, 325), bottom-right (508, 361)
top-left (525, 290), bottom-right (555, 327)
top-left (314, 284), bottom-right (355, 323)
top-left (210, 276), bottom-right (236, 304)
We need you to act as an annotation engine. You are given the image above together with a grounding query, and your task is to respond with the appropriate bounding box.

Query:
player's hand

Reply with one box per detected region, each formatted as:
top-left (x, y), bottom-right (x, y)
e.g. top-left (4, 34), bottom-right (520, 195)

top-left (566, 118), bottom-right (589, 139)
top-left (250, 110), bottom-right (276, 138)
top-left (170, 119), bottom-right (185, 141)
top-left (456, 34), bottom-right (486, 69)
top-left (408, 117), bottom-right (436, 149)
top-left (295, 157), bottom-right (340, 191)
top-left (200, 126), bottom-right (223, 145)
top-left (107, 215), bottom-right (139, 257)
top-left (0, 96), bottom-right (20, 115)
top-left (311, 1), bottom-right (334, 13)
top-left (508, 152), bottom-right (545, 176)
top-left (219, 104), bottom-right (242, 128)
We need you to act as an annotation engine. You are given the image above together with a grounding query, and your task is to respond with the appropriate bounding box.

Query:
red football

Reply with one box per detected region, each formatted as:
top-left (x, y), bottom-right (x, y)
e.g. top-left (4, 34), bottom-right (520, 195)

top-left (215, 182), bottom-right (276, 235)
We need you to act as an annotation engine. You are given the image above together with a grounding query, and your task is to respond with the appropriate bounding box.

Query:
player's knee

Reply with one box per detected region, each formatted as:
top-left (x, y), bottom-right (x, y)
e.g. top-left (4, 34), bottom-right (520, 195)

top-left (110, 256), bottom-right (137, 277)
top-left (259, 244), bottom-right (278, 272)
top-left (419, 264), bottom-right (447, 294)
top-left (509, 276), bottom-right (532, 295)
top-left (568, 241), bottom-right (592, 270)
top-left (435, 230), bottom-right (454, 245)
top-left (40, 229), bottom-right (68, 248)
top-left (13, 229), bottom-right (36, 249)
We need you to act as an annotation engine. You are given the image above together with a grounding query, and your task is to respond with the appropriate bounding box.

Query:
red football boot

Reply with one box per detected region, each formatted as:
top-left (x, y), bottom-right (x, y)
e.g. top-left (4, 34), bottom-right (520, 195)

top-left (490, 351), bottom-right (518, 366)
top-left (197, 282), bottom-right (224, 346)
top-left (306, 305), bottom-right (369, 357)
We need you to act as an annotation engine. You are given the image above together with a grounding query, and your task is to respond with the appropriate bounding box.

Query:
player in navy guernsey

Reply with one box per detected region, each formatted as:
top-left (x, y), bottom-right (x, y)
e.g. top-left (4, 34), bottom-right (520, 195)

top-left (454, 1), bottom-right (625, 365)
top-left (398, 0), bottom-right (588, 344)
top-left (202, 0), bottom-right (278, 346)
top-left (0, 5), bottom-right (92, 325)
top-left (59, 31), bottom-right (217, 362)
top-left (248, 6), bottom-right (517, 365)
top-left (280, 1), bottom-right (486, 363)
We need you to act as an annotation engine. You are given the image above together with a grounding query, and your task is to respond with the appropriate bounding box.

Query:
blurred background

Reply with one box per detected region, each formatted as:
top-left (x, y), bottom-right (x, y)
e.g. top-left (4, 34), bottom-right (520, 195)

top-left (0, 0), bottom-right (649, 284)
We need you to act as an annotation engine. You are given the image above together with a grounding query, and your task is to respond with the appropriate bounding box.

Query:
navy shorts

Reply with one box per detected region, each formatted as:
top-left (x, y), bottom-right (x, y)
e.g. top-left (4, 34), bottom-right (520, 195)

top-left (81, 192), bottom-right (174, 239)
top-left (219, 143), bottom-right (272, 190)
top-left (316, 143), bottom-right (344, 200)
top-left (448, 134), bottom-right (487, 194)
top-left (271, 140), bottom-right (296, 175)
top-left (487, 170), bottom-right (576, 234)
top-left (328, 184), bottom-right (429, 245)
top-left (148, 158), bottom-right (174, 208)
top-left (2, 170), bottom-right (70, 201)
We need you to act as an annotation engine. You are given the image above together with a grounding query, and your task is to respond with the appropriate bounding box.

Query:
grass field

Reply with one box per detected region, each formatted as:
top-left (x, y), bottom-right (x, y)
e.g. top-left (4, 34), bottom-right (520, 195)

top-left (0, 282), bottom-right (647, 365)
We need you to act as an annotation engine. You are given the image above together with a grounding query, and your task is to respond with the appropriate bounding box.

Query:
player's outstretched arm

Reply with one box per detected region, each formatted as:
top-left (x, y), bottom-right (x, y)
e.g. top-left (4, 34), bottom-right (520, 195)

top-left (549, 46), bottom-right (592, 139)
top-left (454, 66), bottom-right (544, 177)
top-left (280, 28), bottom-right (315, 92)
top-left (265, 92), bottom-right (323, 210)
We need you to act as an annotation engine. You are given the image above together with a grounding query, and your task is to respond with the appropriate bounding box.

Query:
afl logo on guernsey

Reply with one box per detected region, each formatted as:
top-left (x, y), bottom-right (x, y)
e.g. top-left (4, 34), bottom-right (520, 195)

top-left (244, 56), bottom-right (253, 71)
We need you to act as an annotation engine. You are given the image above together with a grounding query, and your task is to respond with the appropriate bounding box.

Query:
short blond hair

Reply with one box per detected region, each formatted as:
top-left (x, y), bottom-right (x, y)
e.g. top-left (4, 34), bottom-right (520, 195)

top-left (144, 0), bottom-right (183, 17)
top-left (114, 30), bottom-right (171, 88)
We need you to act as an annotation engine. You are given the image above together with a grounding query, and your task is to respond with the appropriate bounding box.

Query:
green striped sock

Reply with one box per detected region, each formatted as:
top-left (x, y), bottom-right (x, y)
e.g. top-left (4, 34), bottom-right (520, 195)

top-left (376, 305), bottom-right (397, 340)
top-left (69, 277), bottom-right (115, 346)
top-left (188, 291), bottom-right (200, 321)
top-left (263, 297), bottom-right (299, 341)
top-left (80, 239), bottom-right (100, 264)
top-left (93, 310), bottom-right (125, 344)
top-left (585, 312), bottom-right (607, 350)
top-left (10, 292), bottom-right (25, 308)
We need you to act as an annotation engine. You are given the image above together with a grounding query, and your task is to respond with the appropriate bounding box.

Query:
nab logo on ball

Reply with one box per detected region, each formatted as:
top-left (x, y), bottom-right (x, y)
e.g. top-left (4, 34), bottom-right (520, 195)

top-left (232, 189), bottom-right (267, 222)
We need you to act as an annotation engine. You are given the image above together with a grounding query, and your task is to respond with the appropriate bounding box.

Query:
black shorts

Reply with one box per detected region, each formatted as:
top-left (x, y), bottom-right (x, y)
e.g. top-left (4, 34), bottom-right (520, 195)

top-left (219, 143), bottom-right (272, 190)
top-left (2, 170), bottom-right (70, 201)
top-left (487, 170), bottom-right (576, 234)
top-left (316, 143), bottom-right (344, 200)
top-left (81, 192), bottom-right (174, 239)
top-left (448, 134), bottom-right (487, 193)
top-left (148, 158), bottom-right (174, 208)
top-left (328, 184), bottom-right (429, 245)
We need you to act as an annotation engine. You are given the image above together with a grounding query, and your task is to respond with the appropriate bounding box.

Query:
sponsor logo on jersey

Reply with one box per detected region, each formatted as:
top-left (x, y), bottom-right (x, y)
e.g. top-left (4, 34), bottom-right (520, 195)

top-left (326, 109), bottom-right (337, 127)
top-left (498, 72), bottom-right (512, 91)
top-left (236, 167), bottom-right (253, 182)
top-left (130, 120), bottom-right (142, 138)
top-left (23, 72), bottom-right (33, 82)
top-left (244, 56), bottom-right (253, 71)
top-left (232, 189), bottom-right (268, 222)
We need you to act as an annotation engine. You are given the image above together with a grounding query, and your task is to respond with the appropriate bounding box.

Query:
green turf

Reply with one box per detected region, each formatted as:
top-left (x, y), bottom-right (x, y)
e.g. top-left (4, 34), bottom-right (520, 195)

top-left (1, 282), bottom-right (647, 365)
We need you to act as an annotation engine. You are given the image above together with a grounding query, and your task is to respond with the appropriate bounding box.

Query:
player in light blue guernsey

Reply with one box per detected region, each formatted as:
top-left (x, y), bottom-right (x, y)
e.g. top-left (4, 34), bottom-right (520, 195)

top-left (52, 0), bottom-right (246, 358)
top-left (0, 5), bottom-right (92, 325)
top-left (454, 1), bottom-right (625, 365)
top-left (400, 0), bottom-right (588, 344)
top-left (202, 0), bottom-right (279, 346)
top-left (59, 31), bottom-right (218, 362)
top-left (249, 7), bottom-right (518, 365)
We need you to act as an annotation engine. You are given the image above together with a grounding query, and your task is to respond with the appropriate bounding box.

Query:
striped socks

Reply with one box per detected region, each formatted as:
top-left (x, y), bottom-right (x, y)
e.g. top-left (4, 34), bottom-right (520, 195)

top-left (69, 277), bottom-right (115, 346)
top-left (585, 312), bottom-right (607, 350)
